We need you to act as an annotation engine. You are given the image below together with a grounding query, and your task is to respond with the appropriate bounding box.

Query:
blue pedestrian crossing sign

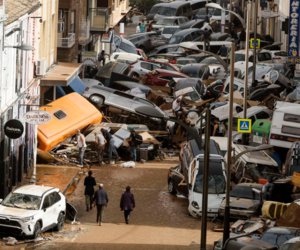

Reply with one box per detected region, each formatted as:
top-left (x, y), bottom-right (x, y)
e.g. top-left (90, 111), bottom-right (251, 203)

top-left (237, 118), bottom-right (252, 133)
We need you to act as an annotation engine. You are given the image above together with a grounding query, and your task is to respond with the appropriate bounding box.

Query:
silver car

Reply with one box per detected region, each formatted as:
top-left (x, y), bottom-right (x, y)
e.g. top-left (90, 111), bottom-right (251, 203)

top-left (82, 85), bottom-right (166, 118)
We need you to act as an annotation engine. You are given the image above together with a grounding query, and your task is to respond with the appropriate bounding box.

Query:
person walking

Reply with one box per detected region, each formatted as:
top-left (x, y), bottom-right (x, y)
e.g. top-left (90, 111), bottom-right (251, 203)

top-left (84, 170), bottom-right (96, 212)
top-left (76, 130), bottom-right (87, 167)
top-left (94, 183), bottom-right (109, 226)
top-left (101, 128), bottom-right (120, 164)
top-left (129, 129), bottom-right (143, 162)
top-left (95, 131), bottom-right (106, 166)
top-left (120, 186), bottom-right (135, 224)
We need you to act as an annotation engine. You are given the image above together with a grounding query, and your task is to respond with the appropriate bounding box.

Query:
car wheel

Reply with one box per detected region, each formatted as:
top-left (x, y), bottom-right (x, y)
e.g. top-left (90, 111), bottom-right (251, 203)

top-left (168, 179), bottom-right (176, 195)
top-left (54, 212), bottom-right (65, 231)
top-left (131, 72), bottom-right (140, 79)
top-left (32, 222), bottom-right (41, 239)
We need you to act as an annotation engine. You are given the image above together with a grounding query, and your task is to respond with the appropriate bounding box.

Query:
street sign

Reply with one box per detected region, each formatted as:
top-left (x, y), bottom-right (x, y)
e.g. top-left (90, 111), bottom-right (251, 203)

top-left (4, 119), bottom-right (24, 139)
top-left (24, 110), bottom-right (51, 125)
top-left (237, 118), bottom-right (252, 133)
top-left (250, 38), bottom-right (261, 49)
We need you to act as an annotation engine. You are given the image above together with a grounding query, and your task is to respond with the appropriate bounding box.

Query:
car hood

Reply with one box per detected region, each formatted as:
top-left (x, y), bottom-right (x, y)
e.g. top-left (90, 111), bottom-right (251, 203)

top-left (229, 198), bottom-right (260, 209)
top-left (0, 205), bottom-right (38, 218)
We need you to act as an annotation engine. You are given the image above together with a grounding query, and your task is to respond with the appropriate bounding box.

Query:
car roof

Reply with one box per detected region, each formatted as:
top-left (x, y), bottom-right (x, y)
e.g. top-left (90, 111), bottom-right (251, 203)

top-left (14, 185), bottom-right (57, 196)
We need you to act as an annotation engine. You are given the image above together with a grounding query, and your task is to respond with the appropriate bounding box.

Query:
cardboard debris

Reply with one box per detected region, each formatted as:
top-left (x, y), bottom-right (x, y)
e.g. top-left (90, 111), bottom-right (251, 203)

top-left (277, 202), bottom-right (300, 228)
top-left (140, 131), bottom-right (160, 145)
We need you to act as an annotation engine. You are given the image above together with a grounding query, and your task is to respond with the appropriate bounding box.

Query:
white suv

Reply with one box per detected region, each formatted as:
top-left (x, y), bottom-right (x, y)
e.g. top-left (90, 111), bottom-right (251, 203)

top-left (0, 185), bottom-right (66, 238)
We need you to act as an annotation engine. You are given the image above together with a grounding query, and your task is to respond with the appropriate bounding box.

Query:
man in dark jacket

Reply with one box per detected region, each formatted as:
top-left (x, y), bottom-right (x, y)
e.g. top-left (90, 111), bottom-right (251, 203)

top-left (120, 186), bottom-right (135, 224)
top-left (94, 183), bottom-right (109, 225)
top-left (129, 129), bottom-right (143, 162)
top-left (84, 170), bottom-right (96, 212)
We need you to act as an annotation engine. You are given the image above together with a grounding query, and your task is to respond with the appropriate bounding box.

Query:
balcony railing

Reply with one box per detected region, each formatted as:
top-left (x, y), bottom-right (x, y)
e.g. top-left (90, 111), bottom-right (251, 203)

top-left (89, 8), bottom-right (109, 32)
top-left (57, 33), bottom-right (75, 48)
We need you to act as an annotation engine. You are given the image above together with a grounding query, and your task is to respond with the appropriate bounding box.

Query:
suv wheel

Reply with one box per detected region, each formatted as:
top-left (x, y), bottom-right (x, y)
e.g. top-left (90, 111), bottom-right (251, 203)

top-left (32, 222), bottom-right (41, 239)
top-left (168, 180), bottom-right (176, 195)
top-left (54, 212), bottom-right (65, 231)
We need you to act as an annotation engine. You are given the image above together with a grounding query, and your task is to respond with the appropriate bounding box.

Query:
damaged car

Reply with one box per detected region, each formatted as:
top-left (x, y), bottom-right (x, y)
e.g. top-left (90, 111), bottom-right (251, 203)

top-left (218, 183), bottom-right (263, 219)
top-left (0, 185), bottom-right (66, 239)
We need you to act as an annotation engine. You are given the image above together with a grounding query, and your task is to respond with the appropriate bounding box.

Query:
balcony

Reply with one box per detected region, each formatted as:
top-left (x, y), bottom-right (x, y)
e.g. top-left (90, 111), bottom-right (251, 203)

top-left (89, 8), bottom-right (109, 33)
top-left (57, 33), bottom-right (75, 48)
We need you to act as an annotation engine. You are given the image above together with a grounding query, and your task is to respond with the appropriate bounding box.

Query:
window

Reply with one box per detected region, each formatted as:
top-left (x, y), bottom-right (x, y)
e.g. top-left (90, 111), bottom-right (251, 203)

top-left (42, 195), bottom-right (51, 209)
top-left (258, 52), bottom-right (272, 61)
top-left (141, 62), bottom-right (152, 70)
top-left (256, 111), bottom-right (270, 119)
top-left (54, 110), bottom-right (67, 119)
top-left (284, 113), bottom-right (300, 123)
top-left (282, 126), bottom-right (300, 136)
top-left (50, 192), bottom-right (61, 204)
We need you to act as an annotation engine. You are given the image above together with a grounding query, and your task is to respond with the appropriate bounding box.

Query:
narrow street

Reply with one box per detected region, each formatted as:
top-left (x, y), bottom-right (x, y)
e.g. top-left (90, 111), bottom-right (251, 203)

top-left (24, 158), bottom-right (222, 250)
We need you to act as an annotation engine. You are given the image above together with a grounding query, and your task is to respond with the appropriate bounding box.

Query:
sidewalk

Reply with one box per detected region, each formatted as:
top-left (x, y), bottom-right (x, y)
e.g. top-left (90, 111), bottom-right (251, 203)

top-left (35, 164), bottom-right (82, 196)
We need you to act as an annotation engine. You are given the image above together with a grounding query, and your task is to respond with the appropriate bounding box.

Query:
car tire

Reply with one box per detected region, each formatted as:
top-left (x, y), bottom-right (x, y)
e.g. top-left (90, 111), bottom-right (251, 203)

top-left (54, 212), bottom-right (65, 231)
top-left (32, 222), bottom-right (41, 239)
top-left (168, 179), bottom-right (176, 195)
top-left (131, 72), bottom-right (140, 79)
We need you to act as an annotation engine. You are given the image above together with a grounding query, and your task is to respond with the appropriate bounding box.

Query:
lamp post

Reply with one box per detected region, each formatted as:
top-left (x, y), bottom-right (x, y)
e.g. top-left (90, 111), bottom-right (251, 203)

top-left (135, 105), bottom-right (210, 250)
top-left (4, 43), bottom-right (34, 51)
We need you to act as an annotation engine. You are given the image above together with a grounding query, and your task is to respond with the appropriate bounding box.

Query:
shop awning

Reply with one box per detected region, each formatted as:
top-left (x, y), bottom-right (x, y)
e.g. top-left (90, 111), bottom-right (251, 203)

top-left (40, 62), bottom-right (83, 87)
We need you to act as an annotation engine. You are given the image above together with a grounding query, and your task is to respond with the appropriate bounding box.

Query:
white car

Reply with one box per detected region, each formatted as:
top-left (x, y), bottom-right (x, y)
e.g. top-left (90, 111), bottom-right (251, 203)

top-left (129, 60), bottom-right (160, 78)
top-left (0, 185), bottom-right (66, 238)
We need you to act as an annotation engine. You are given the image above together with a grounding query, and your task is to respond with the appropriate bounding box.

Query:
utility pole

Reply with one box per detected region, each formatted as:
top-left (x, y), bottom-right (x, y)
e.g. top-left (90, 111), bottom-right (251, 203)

top-left (251, 0), bottom-right (259, 87)
top-left (242, 1), bottom-right (251, 145)
top-left (222, 42), bottom-right (235, 249)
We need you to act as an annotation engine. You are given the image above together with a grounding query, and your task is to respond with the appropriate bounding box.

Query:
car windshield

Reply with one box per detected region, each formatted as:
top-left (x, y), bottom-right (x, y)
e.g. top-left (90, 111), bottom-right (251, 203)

top-left (157, 19), bottom-right (176, 25)
top-left (157, 7), bottom-right (176, 16)
top-left (2, 193), bottom-right (41, 210)
top-left (193, 159), bottom-right (225, 194)
top-left (230, 186), bottom-right (261, 200)
top-left (235, 53), bottom-right (245, 62)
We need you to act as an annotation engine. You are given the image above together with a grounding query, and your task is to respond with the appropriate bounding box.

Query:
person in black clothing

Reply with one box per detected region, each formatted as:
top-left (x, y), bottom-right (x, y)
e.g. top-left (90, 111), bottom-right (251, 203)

top-left (98, 50), bottom-right (106, 66)
top-left (84, 170), bottom-right (96, 211)
top-left (120, 186), bottom-right (135, 224)
top-left (129, 129), bottom-right (143, 162)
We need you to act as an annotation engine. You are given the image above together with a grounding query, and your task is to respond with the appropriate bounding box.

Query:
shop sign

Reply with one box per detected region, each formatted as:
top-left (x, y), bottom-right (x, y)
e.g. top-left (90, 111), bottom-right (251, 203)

top-left (24, 110), bottom-right (51, 125)
top-left (4, 119), bottom-right (24, 139)
top-left (288, 0), bottom-right (300, 57)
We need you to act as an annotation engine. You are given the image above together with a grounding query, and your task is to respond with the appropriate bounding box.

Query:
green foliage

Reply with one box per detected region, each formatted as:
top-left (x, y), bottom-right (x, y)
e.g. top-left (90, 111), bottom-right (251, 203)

top-left (129, 0), bottom-right (158, 15)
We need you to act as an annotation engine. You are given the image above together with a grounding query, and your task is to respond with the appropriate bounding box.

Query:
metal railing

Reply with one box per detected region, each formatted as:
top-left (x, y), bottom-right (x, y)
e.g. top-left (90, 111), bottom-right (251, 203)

top-left (57, 33), bottom-right (75, 48)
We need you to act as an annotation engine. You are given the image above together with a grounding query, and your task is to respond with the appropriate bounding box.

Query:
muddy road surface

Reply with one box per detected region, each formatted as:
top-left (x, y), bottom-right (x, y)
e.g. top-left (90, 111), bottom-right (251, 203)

top-left (1, 158), bottom-right (223, 249)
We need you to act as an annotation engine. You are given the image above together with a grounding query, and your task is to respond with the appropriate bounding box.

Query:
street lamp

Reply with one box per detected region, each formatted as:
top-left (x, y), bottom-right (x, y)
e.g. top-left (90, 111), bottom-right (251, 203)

top-left (4, 43), bottom-right (34, 51)
top-left (135, 105), bottom-right (211, 250)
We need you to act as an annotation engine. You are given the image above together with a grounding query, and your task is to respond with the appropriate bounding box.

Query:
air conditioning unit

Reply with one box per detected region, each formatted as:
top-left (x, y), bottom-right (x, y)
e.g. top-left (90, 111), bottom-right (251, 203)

top-left (35, 59), bottom-right (47, 76)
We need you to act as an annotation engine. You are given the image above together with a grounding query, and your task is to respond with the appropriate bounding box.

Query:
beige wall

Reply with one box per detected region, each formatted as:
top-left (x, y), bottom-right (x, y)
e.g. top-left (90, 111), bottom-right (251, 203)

top-left (39, 0), bottom-right (58, 70)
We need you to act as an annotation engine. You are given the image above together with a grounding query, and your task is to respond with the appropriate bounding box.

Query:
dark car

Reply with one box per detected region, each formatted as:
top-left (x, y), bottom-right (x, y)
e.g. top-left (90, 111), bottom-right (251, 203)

top-left (258, 227), bottom-right (300, 248)
top-left (127, 32), bottom-right (167, 52)
top-left (178, 19), bottom-right (205, 31)
top-left (148, 44), bottom-right (181, 58)
top-left (169, 28), bottom-right (203, 44)
top-left (180, 63), bottom-right (210, 80)
top-left (167, 165), bottom-right (188, 197)
top-left (218, 183), bottom-right (263, 219)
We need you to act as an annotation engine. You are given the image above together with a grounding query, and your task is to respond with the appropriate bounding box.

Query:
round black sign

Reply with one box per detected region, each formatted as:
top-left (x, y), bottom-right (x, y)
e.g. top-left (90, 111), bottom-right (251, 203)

top-left (4, 119), bottom-right (24, 139)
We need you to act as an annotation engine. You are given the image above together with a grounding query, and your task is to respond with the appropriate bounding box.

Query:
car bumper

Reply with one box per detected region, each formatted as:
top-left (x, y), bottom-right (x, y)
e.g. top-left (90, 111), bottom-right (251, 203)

top-left (0, 220), bottom-right (35, 237)
top-left (218, 208), bottom-right (256, 219)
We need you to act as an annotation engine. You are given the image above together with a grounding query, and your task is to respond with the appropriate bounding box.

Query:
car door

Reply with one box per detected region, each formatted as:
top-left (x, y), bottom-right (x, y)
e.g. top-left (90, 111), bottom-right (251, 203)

top-left (140, 62), bottom-right (159, 76)
top-left (41, 193), bottom-right (57, 228)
